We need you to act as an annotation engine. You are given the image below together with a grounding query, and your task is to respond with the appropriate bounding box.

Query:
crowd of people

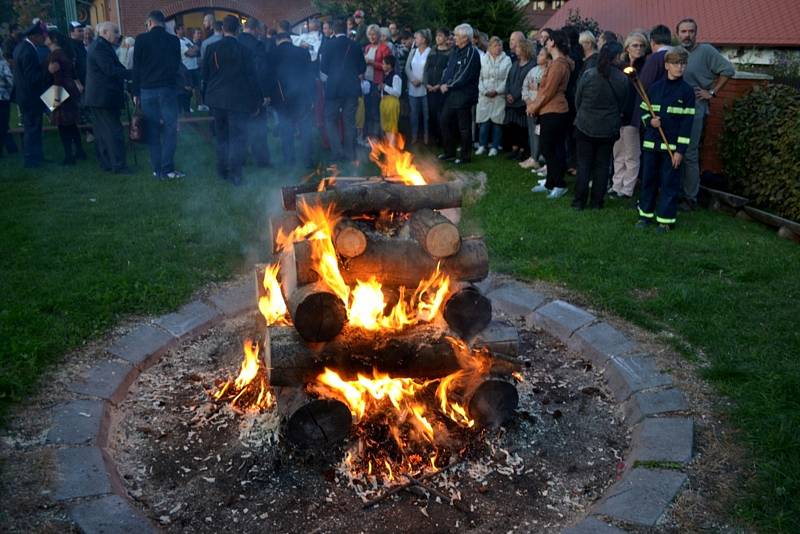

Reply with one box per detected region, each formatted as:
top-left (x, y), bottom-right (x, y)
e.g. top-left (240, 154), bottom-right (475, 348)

top-left (0, 8), bottom-right (735, 230)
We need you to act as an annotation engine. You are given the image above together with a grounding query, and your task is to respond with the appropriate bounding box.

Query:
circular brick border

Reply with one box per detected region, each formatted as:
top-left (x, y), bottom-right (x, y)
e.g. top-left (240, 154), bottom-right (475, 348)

top-left (51, 276), bottom-right (693, 533)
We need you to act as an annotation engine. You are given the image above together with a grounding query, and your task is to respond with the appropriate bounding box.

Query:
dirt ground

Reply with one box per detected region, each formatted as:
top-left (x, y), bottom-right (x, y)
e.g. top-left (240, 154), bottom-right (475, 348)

top-left (0, 276), bottom-right (751, 533)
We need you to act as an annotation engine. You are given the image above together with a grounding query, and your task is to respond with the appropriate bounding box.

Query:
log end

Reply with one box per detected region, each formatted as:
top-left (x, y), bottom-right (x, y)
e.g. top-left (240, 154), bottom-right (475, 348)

top-left (444, 286), bottom-right (492, 339)
top-left (468, 379), bottom-right (519, 429)
top-left (285, 398), bottom-right (352, 448)
top-left (335, 226), bottom-right (368, 258)
top-left (426, 222), bottom-right (461, 258)
top-left (293, 290), bottom-right (347, 342)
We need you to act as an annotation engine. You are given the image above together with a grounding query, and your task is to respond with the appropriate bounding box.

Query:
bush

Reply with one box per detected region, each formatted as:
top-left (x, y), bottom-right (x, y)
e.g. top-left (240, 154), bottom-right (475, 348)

top-left (720, 84), bottom-right (800, 221)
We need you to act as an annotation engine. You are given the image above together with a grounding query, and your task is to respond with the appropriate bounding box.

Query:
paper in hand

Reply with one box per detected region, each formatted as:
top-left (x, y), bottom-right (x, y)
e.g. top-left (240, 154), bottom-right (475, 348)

top-left (41, 85), bottom-right (70, 112)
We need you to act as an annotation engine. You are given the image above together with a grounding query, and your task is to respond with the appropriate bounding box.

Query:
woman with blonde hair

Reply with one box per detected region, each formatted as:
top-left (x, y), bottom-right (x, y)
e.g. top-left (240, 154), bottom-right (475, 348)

top-left (610, 32), bottom-right (648, 198)
top-left (363, 24), bottom-right (393, 139)
top-left (475, 36), bottom-right (511, 156)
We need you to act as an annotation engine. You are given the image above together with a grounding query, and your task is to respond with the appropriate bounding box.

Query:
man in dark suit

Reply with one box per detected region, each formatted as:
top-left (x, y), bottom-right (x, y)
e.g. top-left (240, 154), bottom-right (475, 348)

top-left (85, 21), bottom-right (129, 173)
top-left (237, 17), bottom-right (271, 168)
top-left (203, 15), bottom-right (260, 185)
top-left (132, 10), bottom-right (183, 179)
top-left (12, 22), bottom-right (50, 168)
top-left (268, 31), bottom-right (315, 168)
top-left (320, 19), bottom-right (366, 162)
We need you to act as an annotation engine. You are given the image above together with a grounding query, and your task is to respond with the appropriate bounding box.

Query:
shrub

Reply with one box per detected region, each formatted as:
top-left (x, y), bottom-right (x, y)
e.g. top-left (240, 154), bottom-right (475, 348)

top-left (720, 84), bottom-right (800, 221)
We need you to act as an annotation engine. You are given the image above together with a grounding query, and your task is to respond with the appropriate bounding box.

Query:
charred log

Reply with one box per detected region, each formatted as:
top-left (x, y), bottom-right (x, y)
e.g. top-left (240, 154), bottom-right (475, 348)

top-left (443, 283), bottom-right (492, 339)
top-left (287, 282), bottom-right (347, 342)
top-left (466, 378), bottom-right (519, 429)
top-left (276, 387), bottom-right (352, 449)
top-left (282, 177), bottom-right (372, 211)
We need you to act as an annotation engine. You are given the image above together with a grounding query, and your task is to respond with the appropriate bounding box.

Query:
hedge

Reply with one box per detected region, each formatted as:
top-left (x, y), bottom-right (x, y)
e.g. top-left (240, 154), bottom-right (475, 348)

top-left (719, 84), bottom-right (800, 221)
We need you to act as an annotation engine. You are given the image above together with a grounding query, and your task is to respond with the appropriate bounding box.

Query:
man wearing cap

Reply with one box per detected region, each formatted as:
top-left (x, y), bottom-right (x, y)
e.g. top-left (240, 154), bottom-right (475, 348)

top-left (353, 10), bottom-right (368, 46)
top-left (12, 22), bottom-right (50, 167)
top-left (69, 22), bottom-right (88, 88)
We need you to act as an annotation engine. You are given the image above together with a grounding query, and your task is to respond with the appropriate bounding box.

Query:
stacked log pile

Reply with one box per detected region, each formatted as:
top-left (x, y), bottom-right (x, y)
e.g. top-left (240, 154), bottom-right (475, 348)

top-left (259, 174), bottom-right (519, 446)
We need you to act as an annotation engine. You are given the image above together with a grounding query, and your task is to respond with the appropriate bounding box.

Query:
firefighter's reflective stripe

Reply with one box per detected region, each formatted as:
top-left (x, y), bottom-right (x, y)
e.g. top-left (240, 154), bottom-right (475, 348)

top-left (657, 216), bottom-right (676, 224)
top-left (640, 102), bottom-right (661, 112)
top-left (641, 113), bottom-right (651, 126)
top-left (660, 143), bottom-right (677, 150)
top-left (677, 136), bottom-right (691, 145)
top-left (639, 208), bottom-right (654, 219)
top-left (643, 140), bottom-right (656, 149)
top-left (667, 106), bottom-right (696, 115)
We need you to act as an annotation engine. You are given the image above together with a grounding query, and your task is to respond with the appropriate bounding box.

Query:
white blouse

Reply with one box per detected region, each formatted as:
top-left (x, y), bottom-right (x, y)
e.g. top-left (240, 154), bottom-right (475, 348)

top-left (406, 47), bottom-right (430, 98)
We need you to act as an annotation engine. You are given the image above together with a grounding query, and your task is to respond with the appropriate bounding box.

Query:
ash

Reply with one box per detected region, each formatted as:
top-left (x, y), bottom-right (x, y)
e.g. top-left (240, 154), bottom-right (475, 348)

top-left (108, 312), bottom-right (627, 533)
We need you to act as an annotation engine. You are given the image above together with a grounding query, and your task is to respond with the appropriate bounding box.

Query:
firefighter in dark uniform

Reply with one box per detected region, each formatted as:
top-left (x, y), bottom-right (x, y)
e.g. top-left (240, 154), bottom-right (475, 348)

top-left (636, 47), bottom-right (696, 233)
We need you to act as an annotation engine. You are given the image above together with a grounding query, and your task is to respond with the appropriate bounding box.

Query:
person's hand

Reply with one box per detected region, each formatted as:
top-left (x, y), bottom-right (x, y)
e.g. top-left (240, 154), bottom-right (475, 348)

top-left (48, 61), bottom-right (60, 74)
top-left (425, 84), bottom-right (434, 91)
top-left (75, 80), bottom-right (84, 93)
top-left (365, 58), bottom-right (373, 66)
top-left (650, 116), bottom-right (661, 129)
top-left (486, 90), bottom-right (497, 98)
top-left (412, 79), bottom-right (421, 87)
top-left (695, 87), bottom-right (712, 101)
top-left (505, 94), bottom-right (514, 104)
top-left (526, 102), bottom-right (536, 116)
top-left (378, 82), bottom-right (384, 91)
top-left (671, 152), bottom-right (683, 169)
top-left (133, 96), bottom-right (140, 106)
top-left (440, 84), bottom-right (448, 93)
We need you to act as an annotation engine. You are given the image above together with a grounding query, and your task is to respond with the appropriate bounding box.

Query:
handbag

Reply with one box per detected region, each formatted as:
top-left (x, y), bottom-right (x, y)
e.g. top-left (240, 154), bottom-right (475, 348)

top-left (129, 102), bottom-right (145, 143)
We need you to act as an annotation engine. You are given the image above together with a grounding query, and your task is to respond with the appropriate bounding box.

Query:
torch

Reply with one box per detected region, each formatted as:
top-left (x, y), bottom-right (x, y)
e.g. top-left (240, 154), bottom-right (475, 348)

top-left (624, 67), bottom-right (674, 160)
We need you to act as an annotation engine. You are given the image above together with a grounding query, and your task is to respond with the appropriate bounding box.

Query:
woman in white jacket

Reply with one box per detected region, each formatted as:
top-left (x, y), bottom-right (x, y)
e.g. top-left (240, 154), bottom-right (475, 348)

top-left (404, 30), bottom-right (432, 144)
top-left (475, 36), bottom-right (511, 156)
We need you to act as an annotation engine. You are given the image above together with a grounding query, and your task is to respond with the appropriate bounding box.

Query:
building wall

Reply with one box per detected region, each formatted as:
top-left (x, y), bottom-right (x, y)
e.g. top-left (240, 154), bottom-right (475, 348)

top-left (109, 0), bottom-right (316, 36)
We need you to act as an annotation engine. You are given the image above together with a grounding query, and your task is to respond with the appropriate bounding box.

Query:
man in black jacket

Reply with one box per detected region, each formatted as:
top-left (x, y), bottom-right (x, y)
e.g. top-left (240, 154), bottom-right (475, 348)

top-left (268, 32), bottom-right (315, 168)
top-left (439, 23), bottom-right (480, 164)
top-left (203, 15), bottom-right (260, 185)
top-left (12, 22), bottom-right (50, 168)
top-left (132, 10), bottom-right (183, 179)
top-left (85, 21), bottom-right (129, 173)
top-left (320, 19), bottom-right (366, 162)
top-left (68, 22), bottom-right (88, 88)
top-left (238, 17), bottom-right (271, 168)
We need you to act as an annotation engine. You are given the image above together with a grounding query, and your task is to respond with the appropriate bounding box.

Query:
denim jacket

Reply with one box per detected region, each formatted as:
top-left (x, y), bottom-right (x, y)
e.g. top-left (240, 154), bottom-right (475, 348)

top-left (0, 58), bottom-right (13, 101)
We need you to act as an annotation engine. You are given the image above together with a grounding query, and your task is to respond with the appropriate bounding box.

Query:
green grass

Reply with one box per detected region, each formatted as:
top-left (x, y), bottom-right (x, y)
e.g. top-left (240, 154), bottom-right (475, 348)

top-left (455, 155), bottom-right (800, 532)
top-left (0, 124), bottom-right (319, 411)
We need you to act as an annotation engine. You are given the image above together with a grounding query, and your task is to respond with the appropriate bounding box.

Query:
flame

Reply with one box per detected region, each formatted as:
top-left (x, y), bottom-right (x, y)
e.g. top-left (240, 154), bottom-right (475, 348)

top-left (258, 263), bottom-right (289, 326)
top-left (211, 339), bottom-right (274, 413)
top-left (369, 135), bottom-right (427, 186)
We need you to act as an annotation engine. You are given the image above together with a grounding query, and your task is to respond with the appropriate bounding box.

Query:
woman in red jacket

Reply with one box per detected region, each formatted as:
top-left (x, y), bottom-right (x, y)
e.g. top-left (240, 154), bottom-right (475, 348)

top-left (363, 24), bottom-right (392, 140)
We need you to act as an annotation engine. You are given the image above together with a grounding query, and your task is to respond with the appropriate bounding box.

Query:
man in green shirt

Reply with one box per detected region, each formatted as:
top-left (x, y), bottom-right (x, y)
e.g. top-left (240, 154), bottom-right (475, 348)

top-left (676, 18), bottom-right (735, 210)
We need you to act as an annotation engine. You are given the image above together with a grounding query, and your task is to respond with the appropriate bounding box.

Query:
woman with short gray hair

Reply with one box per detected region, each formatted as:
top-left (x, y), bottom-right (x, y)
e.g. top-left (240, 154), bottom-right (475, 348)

top-left (405, 29), bottom-right (432, 144)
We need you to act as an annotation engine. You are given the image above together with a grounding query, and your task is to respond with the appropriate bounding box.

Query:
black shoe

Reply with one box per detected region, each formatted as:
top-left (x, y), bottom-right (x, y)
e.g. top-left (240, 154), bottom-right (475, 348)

top-left (437, 153), bottom-right (454, 161)
top-left (505, 150), bottom-right (520, 160)
top-left (635, 219), bottom-right (651, 229)
top-left (656, 224), bottom-right (672, 234)
top-left (678, 200), bottom-right (693, 212)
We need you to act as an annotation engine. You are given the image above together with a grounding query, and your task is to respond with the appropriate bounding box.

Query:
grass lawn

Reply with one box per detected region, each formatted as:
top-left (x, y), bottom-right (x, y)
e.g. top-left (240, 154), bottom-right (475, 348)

top-left (0, 123), bottom-right (312, 411)
top-left (1, 123), bottom-right (798, 531)
top-left (454, 155), bottom-right (800, 532)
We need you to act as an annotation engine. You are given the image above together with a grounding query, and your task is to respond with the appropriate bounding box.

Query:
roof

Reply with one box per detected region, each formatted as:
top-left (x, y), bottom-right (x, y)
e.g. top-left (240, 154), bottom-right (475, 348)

top-left (542, 0), bottom-right (800, 47)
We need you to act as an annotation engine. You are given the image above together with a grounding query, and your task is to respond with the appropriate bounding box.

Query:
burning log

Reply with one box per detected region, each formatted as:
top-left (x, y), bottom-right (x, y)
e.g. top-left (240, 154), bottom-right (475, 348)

top-left (293, 236), bottom-right (489, 287)
top-left (295, 180), bottom-right (465, 216)
top-left (269, 211), bottom-right (301, 253)
top-left (443, 283), bottom-right (492, 339)
top-left (281, 177), bottom-right (372, 211)
top-left (409, 209), bottom-right (461, 258)
top-left (276, 386), bottom-right (352, 448)
top-left (288, 282), bottom-right (347, 342)
top-left (333, 219), bottom-right (368, 258)
top-left (466, 378), bottom-right (519, 429)
top-left (266, 326), bottom-right (521, 387)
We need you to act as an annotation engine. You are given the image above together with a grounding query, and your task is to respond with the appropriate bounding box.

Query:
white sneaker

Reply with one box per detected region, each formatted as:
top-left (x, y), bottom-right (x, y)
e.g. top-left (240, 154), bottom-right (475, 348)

top-left (534, 165), bottom-right (548, 176)
top-left (488, 148), bottom-right (498, 157)
top-left (475, 146), bottom-right (486, 156)
top-left (547, 187), bottom-right (568, 199)
top-left (531, 184), bottom-right (549, 193)
top-left (197, 104), bottom-right (209, 112)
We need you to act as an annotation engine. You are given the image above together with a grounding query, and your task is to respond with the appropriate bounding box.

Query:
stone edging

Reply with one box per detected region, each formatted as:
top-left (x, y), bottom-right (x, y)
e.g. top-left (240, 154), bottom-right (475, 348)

top-left (50, 278), bottom-right (693, 533)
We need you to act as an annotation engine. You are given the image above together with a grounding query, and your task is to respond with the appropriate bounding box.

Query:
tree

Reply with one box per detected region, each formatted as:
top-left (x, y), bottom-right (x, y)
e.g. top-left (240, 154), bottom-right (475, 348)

top-left (314, 0), bottom-right (525, 38)
top-left (564, 8), bottom-right (601, 35)
top-left (12, 0), bottom-right (53, 26)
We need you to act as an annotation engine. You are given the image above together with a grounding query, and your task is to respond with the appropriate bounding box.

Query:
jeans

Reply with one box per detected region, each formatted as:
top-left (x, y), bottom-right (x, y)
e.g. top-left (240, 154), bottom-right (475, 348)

top-left (526, 115), bottom-right (540, 161)
top-left (440, 104), bottom-right (472, 160)
top-left (640, 149), bottom-right (682, 225)
top-left (21, 108), bottom-right (43, 165)
top-left (478, 121), bottom-right (502, 150)
top-left (90, 107), bottom-right (126, 171)
top-left (140, 87), bottom-right (178, 176)
top-left (408, 95), bottom-right (429, 142)
top-left (325, 96), bottom-right (358, 161)
top-left (364, 85), bottom-right (381, 139)
top-left (573, 129), bottom-right (615, 209)
top-left (538, 112), bottom-right (570, 189)
top-left (277, 107), bottom-right (312, 167)
top-left (212, 107), bottom-right (248, 182)
top-left (681, 100), bottom-right (706, 202)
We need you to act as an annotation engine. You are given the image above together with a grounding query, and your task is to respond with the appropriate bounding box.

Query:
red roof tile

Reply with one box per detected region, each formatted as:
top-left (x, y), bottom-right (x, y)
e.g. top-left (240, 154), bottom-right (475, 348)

top-left (542, 0), bottom-right (800, 47)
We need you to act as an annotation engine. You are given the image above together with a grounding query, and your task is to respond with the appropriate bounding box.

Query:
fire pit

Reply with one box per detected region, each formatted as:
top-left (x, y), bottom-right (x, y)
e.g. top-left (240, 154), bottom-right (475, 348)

top-left (106, 141), bottom-right (628, 531)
